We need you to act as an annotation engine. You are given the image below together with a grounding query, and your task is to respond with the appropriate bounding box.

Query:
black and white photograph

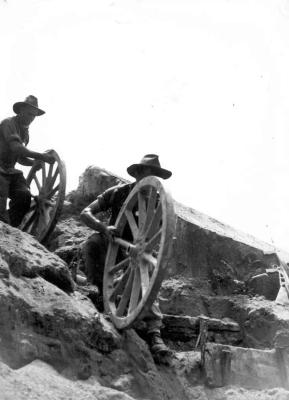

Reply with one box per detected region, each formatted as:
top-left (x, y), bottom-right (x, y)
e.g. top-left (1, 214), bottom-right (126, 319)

top-left (0, 1), bottom-right (289, 399)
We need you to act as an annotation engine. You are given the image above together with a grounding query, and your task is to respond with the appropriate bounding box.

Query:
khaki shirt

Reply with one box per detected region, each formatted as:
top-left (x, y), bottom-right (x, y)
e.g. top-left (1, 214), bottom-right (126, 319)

top-left (0, 117), bottom-right (29, 174)
top-left (97, 183), bottom-right (134, 225)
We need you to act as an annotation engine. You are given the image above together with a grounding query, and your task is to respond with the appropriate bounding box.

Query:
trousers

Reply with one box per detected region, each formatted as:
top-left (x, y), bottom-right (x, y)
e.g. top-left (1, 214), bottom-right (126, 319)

top-left (0, 172), bottom-right (31, 227)
top-left (82, 232), bottom-right (163, 334)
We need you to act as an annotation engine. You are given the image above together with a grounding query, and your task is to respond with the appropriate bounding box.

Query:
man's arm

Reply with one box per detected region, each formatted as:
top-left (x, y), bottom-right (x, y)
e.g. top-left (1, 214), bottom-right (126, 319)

top-left (17, 157), bottom-right (34, 167)
top-left (80, 187), bottom-right (118, 239)
top-left (80, 199), bottom-right (109, 234)
top-left (10, 141), bottom-right (54, 164)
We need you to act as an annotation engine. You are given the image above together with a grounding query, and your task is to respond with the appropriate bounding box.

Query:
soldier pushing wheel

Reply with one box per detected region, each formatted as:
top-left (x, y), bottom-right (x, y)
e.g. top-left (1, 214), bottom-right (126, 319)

top-left (80, 154), bottom-right (175, 363)
top-left (0, 96), bottom-right (55, 228)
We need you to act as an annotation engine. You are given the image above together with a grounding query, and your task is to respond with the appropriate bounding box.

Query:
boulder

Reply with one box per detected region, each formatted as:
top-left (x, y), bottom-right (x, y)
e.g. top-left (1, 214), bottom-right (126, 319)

top-left (0, 222), bottom-right (74, 292)
top-left (0, 272), bottom-right (122, 369)
top-left (169, 202), bottom-right (289, 284)
top-left (247, 272), bottom-right (279, 300)
top-left (67, 165), bottom-right (128, 211)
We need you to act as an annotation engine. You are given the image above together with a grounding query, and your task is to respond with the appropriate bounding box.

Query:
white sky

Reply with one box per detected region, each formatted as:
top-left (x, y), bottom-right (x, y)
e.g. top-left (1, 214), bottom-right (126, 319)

top-left (1, 0), bottom-right (289, 250)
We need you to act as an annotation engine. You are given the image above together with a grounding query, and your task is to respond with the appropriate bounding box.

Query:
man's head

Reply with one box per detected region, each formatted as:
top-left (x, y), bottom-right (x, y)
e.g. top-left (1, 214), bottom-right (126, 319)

top-left (127, 154), bottom-right (172, 182)
top-left (13, 95), bottom-right (45, 127)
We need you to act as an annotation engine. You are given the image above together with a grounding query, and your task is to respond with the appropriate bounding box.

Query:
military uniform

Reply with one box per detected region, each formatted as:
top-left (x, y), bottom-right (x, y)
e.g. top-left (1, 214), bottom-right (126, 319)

top-left (0, 117), bottom-right (31, 226)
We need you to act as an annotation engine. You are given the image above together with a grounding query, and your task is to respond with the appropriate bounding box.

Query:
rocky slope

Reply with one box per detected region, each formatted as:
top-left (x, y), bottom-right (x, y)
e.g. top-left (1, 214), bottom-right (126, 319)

top-left (1, 165), bottom-right (289, 399)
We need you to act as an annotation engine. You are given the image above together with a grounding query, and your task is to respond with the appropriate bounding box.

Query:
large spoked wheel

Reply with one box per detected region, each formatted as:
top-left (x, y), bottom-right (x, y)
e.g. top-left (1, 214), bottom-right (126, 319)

top-left (20, 150), bottom-right (66, 244)
top-left (103, 176), bottom-right (176, 330)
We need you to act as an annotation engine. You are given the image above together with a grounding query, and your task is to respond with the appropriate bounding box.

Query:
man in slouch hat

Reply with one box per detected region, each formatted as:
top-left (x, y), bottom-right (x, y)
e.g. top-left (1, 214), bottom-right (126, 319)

top-left (80, 154), bottom-right (173, 363)
top-left (0, 95), bottom-right (54, 227)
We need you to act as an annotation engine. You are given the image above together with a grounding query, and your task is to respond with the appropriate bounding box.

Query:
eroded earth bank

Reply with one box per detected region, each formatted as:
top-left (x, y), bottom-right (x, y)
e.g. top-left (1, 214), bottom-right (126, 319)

top-left (1, 166), bottom-right (289, 400)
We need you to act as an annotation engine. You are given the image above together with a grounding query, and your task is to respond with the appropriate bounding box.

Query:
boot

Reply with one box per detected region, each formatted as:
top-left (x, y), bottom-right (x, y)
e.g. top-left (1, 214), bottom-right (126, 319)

top-left (147, 332), bottom-right (173, 364)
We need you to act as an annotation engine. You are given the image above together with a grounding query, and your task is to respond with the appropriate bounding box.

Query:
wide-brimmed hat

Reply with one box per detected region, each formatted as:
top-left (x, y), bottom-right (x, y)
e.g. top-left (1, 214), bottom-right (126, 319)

top-left (13, 95), bottom-right (45, 116)
top-left (127, 154), bottom-right (172, 179)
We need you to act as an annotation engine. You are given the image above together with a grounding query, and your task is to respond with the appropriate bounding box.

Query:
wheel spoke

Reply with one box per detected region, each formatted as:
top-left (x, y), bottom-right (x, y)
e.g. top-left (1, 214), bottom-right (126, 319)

top-left (36, 219), bottom-right (46, 237)
top-left (145, 229), bottom-right (162, 253)
top-left (139, 259), bottom-right (150, 297)
top-left (41, 163), bottom-right (46, 186)
top-left (21, 209), bottom-right (37, 231)
top-left (116, 268), bottom-right (135, 316)
top-left (46, 163), bottom-right (54, 187)
top-left (33, 174), bottom-right (42, 192)
top-left (114, 237), bottom-right (135, 253)
top-left (109, 265), bottom-right (132, 302)
top-left (47, 184), bottom-right (60, 199)
top-left (143, 187), bottom-right (157, 233)
top-left (40, 203), bottom-right (52, 227)
top-left (29, 213), bottom-right (40, 235)
top-left (124, 210), bottom-right (139, 240)
top-left (145, 202), bottom-right (162, 240)
top-left (108, 257), bottom-right (130, 275)
top-left (49, 167), bottom-right (59, 190)
top-left (138, 191), bottom-right (147, 233)
top-left (141, 252), bottom-right (157, 269)
top-left (37, 200), bottom-right (55, 235)
top-left (128, 267), bottom-right (141, 314)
